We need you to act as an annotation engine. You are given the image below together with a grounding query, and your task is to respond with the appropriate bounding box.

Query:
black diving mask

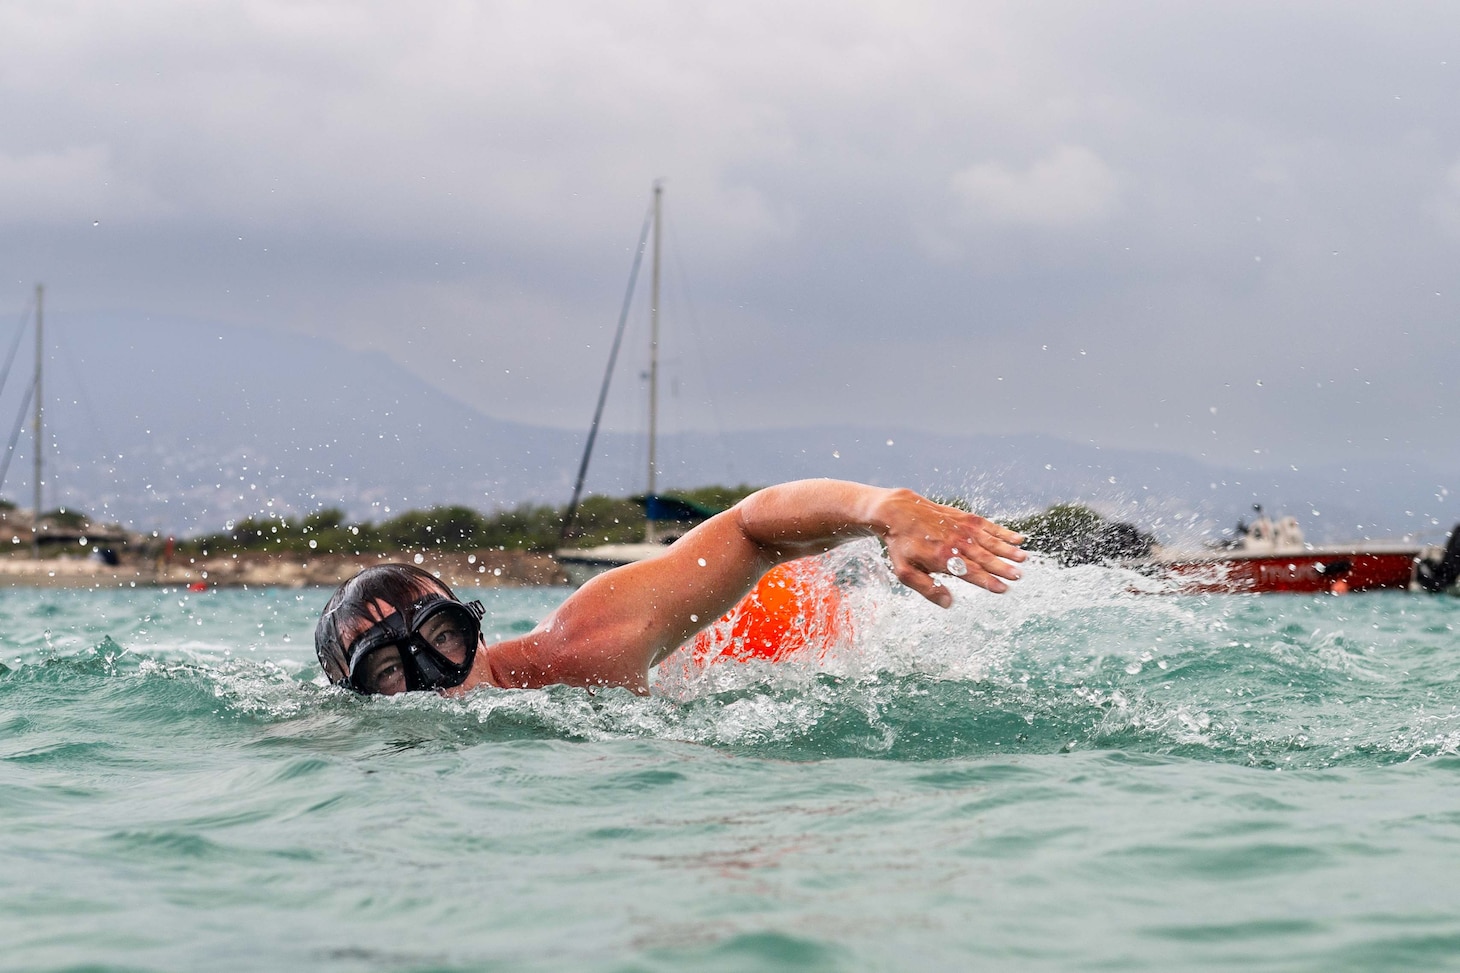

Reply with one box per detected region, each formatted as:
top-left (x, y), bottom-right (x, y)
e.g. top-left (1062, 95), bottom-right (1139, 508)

top-left (344, 596), bottom-right (485, 696)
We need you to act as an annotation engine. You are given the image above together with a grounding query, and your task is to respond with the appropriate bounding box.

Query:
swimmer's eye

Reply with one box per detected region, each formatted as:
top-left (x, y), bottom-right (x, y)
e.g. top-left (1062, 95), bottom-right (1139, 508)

top-left (420, 620), bottom-right (471, 658)
top-left (363, 647), bottom-right (408, 695)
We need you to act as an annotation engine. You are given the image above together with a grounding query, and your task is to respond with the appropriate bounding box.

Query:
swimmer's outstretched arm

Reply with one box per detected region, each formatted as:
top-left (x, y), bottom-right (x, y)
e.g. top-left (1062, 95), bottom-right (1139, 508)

top-left (476, 480), bottom-right (1026, 693)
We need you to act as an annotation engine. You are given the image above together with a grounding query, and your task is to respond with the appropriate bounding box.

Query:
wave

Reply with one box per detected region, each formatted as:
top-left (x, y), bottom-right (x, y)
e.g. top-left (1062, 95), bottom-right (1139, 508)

top-left (3, 551), bottom-right (1458, 769)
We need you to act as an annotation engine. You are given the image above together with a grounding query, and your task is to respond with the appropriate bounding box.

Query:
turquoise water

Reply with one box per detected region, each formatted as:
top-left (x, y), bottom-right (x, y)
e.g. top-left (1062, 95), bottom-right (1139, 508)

top-left (4, 545), bottom-right (1460, 972)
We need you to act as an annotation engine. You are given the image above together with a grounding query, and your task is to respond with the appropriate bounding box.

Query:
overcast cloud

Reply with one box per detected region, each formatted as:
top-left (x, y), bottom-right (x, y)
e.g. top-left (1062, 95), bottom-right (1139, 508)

top-left (3, 1), bottom-right (1458, 478)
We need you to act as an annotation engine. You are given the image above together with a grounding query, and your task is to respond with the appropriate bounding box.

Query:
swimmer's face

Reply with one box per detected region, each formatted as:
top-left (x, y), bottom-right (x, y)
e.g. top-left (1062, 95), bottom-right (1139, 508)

top-left (339, 589), bottom-right (479, 696)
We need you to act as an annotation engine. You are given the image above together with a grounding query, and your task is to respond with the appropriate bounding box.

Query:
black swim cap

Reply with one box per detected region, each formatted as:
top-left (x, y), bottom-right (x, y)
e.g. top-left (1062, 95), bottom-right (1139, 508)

top-left (315, 563), bottom-right (461, 686)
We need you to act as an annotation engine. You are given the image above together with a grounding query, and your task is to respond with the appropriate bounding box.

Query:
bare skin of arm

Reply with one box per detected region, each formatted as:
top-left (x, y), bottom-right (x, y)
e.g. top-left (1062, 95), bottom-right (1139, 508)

top-left (459, 480), bottom-right (1026, 695)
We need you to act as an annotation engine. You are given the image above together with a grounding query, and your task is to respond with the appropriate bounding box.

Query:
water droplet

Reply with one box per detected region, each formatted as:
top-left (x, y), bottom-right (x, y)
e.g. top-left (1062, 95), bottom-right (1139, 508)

top-left (697, 558), bottom-right (707, 567)
top-left (413, 554), bottom-right (424, 564)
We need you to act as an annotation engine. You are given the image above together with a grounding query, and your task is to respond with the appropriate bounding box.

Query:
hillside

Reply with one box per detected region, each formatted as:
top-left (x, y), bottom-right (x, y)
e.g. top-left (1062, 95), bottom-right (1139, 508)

top-left (12, 312), bottom-right (1458, 546)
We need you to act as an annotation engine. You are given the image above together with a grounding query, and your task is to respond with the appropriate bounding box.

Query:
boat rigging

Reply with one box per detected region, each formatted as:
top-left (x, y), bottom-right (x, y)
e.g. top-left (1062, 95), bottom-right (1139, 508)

top-left (555, 182), bottom-right (717, 585)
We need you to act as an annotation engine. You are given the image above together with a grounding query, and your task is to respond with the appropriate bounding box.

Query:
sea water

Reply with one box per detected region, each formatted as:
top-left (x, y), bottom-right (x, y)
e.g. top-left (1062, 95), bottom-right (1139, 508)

top-left (4, 544), bottom-right (1460, 972)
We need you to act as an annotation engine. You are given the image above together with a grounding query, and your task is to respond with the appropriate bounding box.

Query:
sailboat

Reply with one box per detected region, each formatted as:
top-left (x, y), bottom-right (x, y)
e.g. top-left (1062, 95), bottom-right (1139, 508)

top-left (554, 183), bottom-right (717, 587)
top-left (0, 284), bottom-right (50, 554)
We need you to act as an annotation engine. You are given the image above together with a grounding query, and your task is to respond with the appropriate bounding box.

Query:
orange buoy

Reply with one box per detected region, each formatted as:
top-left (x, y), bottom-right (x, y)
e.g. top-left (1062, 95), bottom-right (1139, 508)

top-left (670, 556), bottom-right (852, 669)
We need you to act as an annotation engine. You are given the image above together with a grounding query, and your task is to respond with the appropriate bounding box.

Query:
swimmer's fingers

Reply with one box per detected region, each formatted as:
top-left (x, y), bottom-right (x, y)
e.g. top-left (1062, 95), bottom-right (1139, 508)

top-left (873, 491), bottom-right (1025, 606)
top-left (889, 543), bottom-right (1017, 608)
top-left (959, 514), bottom-right (1027, 567)
top-left (891, 558), bottom-right (958, 608)
top-left (935, 509), bottom-right (1026, 591)
top-left (954, 544), bottom-right (1024, 590)
top-left (979, 518), bottom-right (1028, 553)
top-left (944, 537), bottom-right (1022, 595)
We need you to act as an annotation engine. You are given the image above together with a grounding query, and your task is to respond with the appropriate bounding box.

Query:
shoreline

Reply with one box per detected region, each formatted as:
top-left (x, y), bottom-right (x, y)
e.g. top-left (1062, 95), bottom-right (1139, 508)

top-left (0, 550), bottom-right (570, 590)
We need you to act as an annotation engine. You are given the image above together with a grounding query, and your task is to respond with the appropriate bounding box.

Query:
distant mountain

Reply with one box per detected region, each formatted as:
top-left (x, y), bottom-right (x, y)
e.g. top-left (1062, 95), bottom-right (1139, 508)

top-left (17, 312), bottom-right (1460, 545)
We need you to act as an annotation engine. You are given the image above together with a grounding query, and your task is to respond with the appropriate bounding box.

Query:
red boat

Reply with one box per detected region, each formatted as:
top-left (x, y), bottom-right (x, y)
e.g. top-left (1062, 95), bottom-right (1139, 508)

top-left (1151, 510), bottom-right (1447, 594)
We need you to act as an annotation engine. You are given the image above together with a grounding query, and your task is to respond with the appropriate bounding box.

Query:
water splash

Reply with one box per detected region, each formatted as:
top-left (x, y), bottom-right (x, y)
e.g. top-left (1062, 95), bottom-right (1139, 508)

top-left (2, 566), bottom-right (1457, 768)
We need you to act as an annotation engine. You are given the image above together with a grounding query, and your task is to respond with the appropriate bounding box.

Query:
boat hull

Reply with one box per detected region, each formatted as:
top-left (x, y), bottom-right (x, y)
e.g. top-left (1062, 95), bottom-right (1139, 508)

top-left (554, 542), bottom-right (669, 587)
top-left (1158, 548), bottom-right (1420, 594)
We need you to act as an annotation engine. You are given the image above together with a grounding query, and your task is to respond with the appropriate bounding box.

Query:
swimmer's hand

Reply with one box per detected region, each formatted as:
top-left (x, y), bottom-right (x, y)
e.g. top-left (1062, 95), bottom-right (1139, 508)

top-left (870, 489), bottom-right (1026, 607)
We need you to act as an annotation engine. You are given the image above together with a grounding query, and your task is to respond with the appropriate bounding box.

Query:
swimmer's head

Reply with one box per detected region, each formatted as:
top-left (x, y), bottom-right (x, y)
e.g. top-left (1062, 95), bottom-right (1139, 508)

top-left (315, 563), bottom-right (481, 694)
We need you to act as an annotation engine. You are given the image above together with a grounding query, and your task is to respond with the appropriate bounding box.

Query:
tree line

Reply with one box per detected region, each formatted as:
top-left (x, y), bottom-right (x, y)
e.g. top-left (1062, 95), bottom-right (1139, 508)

top-left (8, 488), bottom-right (1158, 566)
top-left (176, 485), bottom-right (761, 557)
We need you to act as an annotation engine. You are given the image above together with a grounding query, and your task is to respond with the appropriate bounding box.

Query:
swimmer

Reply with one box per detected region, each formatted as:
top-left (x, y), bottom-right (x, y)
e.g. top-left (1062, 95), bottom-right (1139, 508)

top-left (314, 479), bottom-right (1026, 695)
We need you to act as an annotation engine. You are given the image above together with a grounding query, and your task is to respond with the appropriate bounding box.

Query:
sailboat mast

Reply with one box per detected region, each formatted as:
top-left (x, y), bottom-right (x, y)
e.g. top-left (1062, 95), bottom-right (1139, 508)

top-left (31, 283), bottom-right (42, 557)
top-left (645, 180), bottom-right (662, 543)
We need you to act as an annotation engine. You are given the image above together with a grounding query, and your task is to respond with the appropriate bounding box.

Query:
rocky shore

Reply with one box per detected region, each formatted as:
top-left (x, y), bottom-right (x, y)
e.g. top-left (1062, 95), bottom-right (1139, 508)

top-left (0, 549), bottom-right (570, 589)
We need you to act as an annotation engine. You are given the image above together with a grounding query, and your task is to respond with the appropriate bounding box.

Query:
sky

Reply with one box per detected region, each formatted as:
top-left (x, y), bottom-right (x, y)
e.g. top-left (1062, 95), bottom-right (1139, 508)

top-left (3, 0), bottom-right (1459, 478)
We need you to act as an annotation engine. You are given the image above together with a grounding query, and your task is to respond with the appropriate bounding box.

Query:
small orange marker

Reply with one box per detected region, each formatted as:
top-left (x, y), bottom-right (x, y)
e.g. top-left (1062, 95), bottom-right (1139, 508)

top-left (665, 556), bottom-right (852, 672)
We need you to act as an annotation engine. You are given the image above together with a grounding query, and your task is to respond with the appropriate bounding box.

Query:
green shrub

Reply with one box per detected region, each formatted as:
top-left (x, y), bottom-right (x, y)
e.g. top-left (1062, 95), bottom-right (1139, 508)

top-left (1007, 503), bottom-right (1155, 567)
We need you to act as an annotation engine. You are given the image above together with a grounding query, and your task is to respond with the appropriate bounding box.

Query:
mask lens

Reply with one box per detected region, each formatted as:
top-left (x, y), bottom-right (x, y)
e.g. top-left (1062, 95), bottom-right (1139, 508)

top-left (356, 644), bottom-right (409, 696)
top-left (415, 605), bottom-right (475, 665)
